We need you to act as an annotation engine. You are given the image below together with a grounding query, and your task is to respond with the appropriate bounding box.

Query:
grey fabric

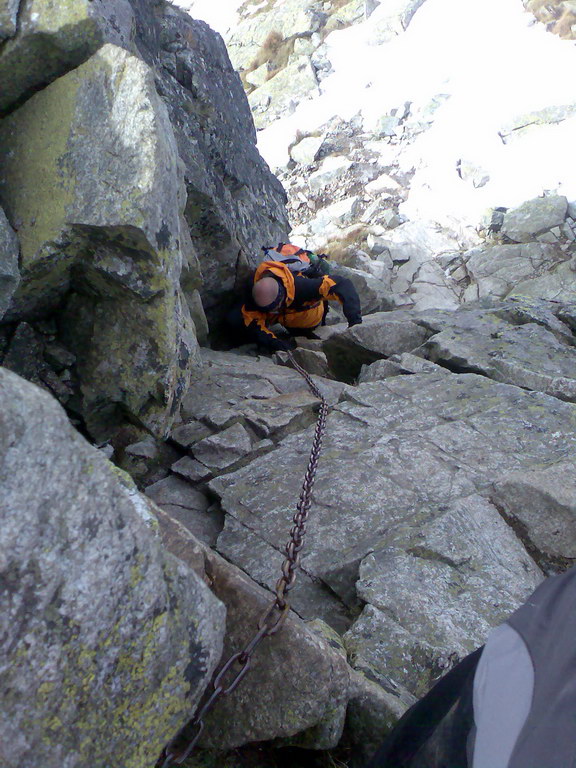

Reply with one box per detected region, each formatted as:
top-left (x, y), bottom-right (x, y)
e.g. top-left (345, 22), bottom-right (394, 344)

top-left (472, 623), bottom-right (534, 768)
top-left (507, 567), bottom-right (576, 768)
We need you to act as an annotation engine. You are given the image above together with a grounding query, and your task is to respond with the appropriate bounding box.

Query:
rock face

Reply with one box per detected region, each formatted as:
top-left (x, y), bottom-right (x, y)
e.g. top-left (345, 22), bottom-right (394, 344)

top-left (141, 295), bottom-right (575, 758)
top-left (0, 44), bottom-right (198, 439)
top-left (134, 6), bottom-right (289, 314)
top-left (207, 366), bottom-right (563, 688)
top-left (0, 0), bottom-right (289, 440)
top-left (0, 205), bottom-right (19, 319)
top-left (157, 511), bottom-right (353, 752)
top-left (0, 368), bottom-right (226, 768)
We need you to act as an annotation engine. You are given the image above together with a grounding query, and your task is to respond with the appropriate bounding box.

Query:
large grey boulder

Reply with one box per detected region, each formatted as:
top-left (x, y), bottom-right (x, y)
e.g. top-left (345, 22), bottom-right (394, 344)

top-left (155, 507), bottom-right (352, 752)
top-left (0, 0), bottom-right (289, 332)
top-left (421, 313), bottom-right (576, 402)
top-left (0, 367), bottom-right (225, 768)
top-left (491, 461), bottom-right (576, 572)
top-left (501, 195), bottom-right (568, 242)
top-left (0, 43), bottom-right (199, 439)
top-left (322, 311), bottom-right (432, 380)
top-left (462, 242), bottom-right (569, 302)
top-left (0, 205), bottom-right (19, 319)
top-left (1, 42), bottom-right (187, 311)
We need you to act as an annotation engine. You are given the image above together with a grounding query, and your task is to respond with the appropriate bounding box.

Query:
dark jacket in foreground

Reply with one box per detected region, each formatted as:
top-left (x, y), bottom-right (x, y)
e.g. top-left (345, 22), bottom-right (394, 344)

top-left (366, 566), bottom-right (576, 768)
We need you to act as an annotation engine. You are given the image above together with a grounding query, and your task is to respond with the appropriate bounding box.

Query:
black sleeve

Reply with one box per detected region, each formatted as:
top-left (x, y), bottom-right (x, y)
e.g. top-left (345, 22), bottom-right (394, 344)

top-left (292, 275), bottom-right (325, 301)
top-left (326, 274), bottom-right (362, 326)
top-left (293, 274), bottom-right (362, 326)
top-left (242, 310), bottom-right (290, 351)
top-left (365, 646), bottom-right (483, 768)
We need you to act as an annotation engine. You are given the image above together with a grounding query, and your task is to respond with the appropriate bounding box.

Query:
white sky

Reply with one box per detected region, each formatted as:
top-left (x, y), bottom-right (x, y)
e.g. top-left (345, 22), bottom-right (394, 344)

top-left (177, 0), bottom-right (241, 35)
top-left (178, 0), bottom-right (576, 235)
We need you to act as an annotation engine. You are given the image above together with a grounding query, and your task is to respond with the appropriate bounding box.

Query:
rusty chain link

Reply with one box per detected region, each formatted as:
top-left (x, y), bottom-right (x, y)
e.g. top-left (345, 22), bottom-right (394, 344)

top-left (156, 350), bottom-right (329, 767)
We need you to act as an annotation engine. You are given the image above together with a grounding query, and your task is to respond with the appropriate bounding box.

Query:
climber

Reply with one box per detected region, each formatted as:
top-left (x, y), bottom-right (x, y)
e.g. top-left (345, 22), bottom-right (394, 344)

top-left (225, 245), bottom-right (363, 352)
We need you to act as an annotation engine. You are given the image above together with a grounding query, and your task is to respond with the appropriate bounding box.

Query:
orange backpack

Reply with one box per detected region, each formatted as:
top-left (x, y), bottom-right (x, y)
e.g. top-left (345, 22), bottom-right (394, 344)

top-left (261, 243), bottom-right (330, 276)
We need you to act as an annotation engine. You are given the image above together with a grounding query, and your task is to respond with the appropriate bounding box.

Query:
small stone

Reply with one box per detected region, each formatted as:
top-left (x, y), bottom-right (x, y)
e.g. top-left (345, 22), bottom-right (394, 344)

top-left (374, 115), bottom-right (400, 137)
top-left (59, 368), bottom-right (73, 384)
top-left (38, 368), bottom-right (73, 401)
top-left (293, 37), bottom-right (316, 56)
top-left (3, 323), bottom-right (45, 382)
top-left (34, 318), bottom-right (58, 336)
top-left (192, 422), bottom-right (255, 471)
top-left (361, 198), bottom-right (392, 224)
top-left (290, 135), bottom-right (324, 166)
top-left (457, 159), bottom-right (490, 188)
top-left (44, 342), bottom-right (76, 371)
top-left (366, 233), bottom-right (390, 255)
top-left (365, 173), bottom-right (401, 195)
top-left (146, 474), bottom-right (210, 512)
top-left (171, 455), bottom-right (212, 484)
top-left (98, 444), bottom-right (115, 459)
top-left (170, 420), bottom-right (213, 448)
top-left (358, 359), bottom-right (405, 382)
top-left (536, 231), bottom-right (558, 243)
top-left (308, 155), bottom-right (353, 191)
top-left (125, 439), bottom-right (159, 460)
top-left (382, 210), bottom-right (402, 229)
top-left (245, 61), bottom-right (270, 88)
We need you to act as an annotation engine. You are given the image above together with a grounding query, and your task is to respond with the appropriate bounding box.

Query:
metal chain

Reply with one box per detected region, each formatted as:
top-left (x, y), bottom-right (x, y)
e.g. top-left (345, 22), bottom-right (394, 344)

top-left (156, 351), bottom-right (329, 768)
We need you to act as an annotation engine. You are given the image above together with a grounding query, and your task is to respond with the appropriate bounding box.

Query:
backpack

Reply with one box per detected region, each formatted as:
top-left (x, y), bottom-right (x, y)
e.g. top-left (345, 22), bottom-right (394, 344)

top-left (261, 243), bottom-right (331, 277)
top-left (366, 565), bottom-right (576, 768)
